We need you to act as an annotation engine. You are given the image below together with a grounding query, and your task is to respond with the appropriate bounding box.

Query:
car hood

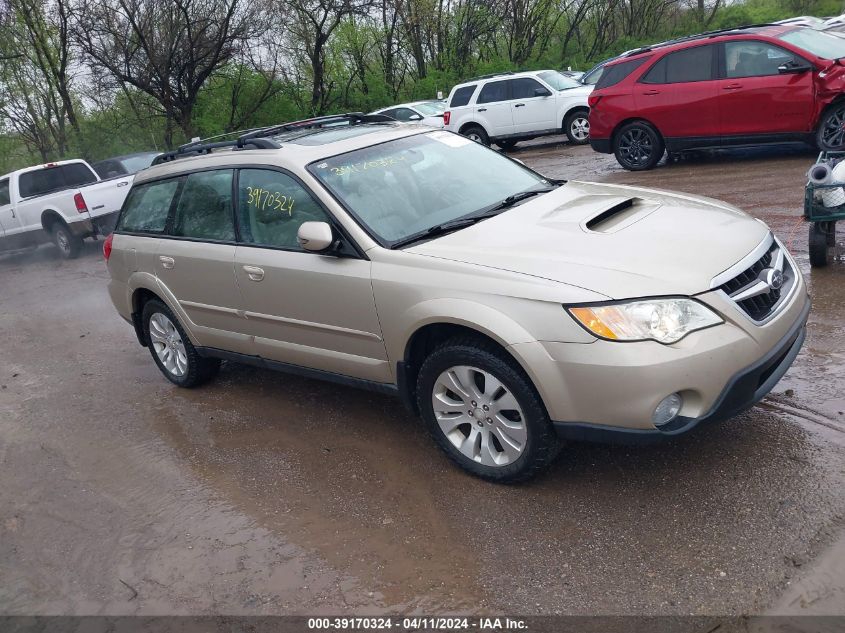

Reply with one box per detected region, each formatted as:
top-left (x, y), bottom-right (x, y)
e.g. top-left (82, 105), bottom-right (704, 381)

top-left (558, 84), bottom-right (593, 97)
top-left (407, 181), bottom-right (769, 299)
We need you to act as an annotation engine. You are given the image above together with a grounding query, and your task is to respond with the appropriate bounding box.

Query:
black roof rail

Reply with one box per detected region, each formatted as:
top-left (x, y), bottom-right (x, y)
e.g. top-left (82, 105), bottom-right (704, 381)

top-left (622, 23), bottom-right (779, 57)
top-left (150, 112), bottom-right (396, 166)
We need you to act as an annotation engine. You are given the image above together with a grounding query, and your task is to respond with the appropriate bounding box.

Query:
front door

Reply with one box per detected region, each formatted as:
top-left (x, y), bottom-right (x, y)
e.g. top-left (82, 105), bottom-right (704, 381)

top-left (475, 80), bottom-right (514, 137)
top-left (509, 77), bottom-right (556, 133)
top-left (718, 40), bottom-right (815, 137)
top-left (233, 168), bottom-right (390, 383)
top-left (633, 43), bottom-right (721, 144)
top-left (153, 169), bottom-right (252, 355)
top-left (0, 178), bottom-right (9, 250)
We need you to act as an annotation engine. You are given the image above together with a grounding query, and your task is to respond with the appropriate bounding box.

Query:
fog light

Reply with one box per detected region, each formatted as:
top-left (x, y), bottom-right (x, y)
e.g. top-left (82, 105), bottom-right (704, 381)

top-left (653, 393), bottom-right (682, 427)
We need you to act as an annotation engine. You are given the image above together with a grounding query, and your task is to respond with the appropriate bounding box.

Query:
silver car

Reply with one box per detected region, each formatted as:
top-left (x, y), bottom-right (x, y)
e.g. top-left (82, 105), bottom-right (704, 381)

top-left (104, 115), bottom-right (810, 482)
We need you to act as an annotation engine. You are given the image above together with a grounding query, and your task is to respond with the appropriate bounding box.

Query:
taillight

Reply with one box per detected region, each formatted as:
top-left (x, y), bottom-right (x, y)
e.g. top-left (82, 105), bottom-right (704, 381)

top-left (588, 95), bottom-right (602, 108)
top-left (443, 111), bottom-right (451, 126)
top-left (74, 192), bottom-right (88, 213)
top-left (103, 233), bottom-right (113, 261)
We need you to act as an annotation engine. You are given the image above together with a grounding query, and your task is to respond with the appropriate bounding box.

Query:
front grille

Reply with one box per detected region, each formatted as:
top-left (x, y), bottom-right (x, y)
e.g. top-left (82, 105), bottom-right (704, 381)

top-left (718, 239), bottom-right (793, 323)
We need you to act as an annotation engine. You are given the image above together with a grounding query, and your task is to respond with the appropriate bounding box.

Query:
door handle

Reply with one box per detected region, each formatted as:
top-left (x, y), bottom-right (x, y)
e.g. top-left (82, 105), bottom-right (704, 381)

top-left (243, 265), bottom-right (265, 281)
top-left (117, 181), bottom-right (129, 187)
top-left (514, 103), bottom-right (525, 108)
top-left (159, 255), bottom-right (175, 269)
top-left (643, 89), bottom-right (660, 95)
top-left (477, 107), bottom-right (487, 112)
top-left (723, 83), bottom-right (742, 90)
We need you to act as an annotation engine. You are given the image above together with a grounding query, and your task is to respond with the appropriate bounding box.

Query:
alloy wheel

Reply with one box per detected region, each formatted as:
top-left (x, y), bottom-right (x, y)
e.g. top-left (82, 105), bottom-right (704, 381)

top-left (431, 365), bottom-right (527, 467)
top-left (570, 116), bottom-right (590, 141)
top-left (821, 105), bottom-right (845, 149)
top-left (618, 128), bottom-right (653, 167)
top-left (149, 312), bottom-right (188, 377)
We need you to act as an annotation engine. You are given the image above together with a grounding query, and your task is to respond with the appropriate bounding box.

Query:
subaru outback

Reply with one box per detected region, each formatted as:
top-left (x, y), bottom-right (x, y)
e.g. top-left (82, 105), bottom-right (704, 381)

top-left (105, 114), bottom-right (810, 482)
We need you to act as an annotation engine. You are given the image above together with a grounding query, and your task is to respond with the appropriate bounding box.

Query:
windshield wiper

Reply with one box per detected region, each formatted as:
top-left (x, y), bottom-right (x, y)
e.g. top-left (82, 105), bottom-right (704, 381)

top-left (390, 184), bottom-right (559, 249)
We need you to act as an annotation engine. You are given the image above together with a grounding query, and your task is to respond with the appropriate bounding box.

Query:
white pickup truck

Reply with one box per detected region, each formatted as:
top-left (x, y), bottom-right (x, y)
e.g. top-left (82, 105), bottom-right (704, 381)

top-left (0, 159), bottom-right (133, 259)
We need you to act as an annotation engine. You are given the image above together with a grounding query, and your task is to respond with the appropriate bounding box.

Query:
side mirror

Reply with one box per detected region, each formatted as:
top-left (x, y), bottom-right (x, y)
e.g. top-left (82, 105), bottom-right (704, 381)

top-left (297, 221), bottom-right (336, 252)
top-left (408, 113), bottom-right (423, 121)
top-left (534, 87), bottom-right (552, 97)
top-left (778, 61), bottom-right (812, 74)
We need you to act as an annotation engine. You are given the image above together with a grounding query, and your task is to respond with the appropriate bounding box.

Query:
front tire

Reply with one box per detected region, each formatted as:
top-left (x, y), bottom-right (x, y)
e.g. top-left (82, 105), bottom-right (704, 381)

top-left (497, 140), bottom-right (518, 151)
top-left (52, 223), bottom-right (82, 259)
top-left (416, 337), bottom-right (560, 483)
top-left (613, 121), bottom-right (664, 171)
top-left (810, 221), bottom-right (835, 268)
top-left (462, 125), bottom-right (490, 146)
top-left (564, 110), bottom-right (590, 145)
top-left (142, 299), bottom-right (220, 387)
top-left (817, 102), bottom-right (845, 150)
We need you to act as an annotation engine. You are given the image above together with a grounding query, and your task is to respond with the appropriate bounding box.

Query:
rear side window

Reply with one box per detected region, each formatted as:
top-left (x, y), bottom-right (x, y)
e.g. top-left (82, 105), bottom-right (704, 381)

top-left (595, 57), bottom-right (651, 89)
top-left (642, 45), bottom-right (715, 84)
top-left (170, 170), bottom-right (235, 241)
top-left (237, 169), bottom-right (331, 251)
top-left (18, 163), bottom-right (97, 198)
top-left (116, 179), bottom-right (180, 234)
top-left (477, 80), bottom-right (510, 104)
top-left (450, 85), bottom-right (476, 108)
top-left (0, 179), bottom-right (9, 206)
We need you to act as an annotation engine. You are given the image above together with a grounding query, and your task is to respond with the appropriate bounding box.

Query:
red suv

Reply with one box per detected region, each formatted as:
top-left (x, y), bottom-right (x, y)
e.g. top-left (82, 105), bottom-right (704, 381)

top-left (588, 25), bottom-right (845, 170)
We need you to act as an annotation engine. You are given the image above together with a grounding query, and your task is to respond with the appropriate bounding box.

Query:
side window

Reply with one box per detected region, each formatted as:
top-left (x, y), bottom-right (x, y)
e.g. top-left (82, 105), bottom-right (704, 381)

top-left (380, 108), bottom-right (398, 119)
top-left (725, 41), bottom-right (802, 78)
top-left (238, 169), bottom-right (331, 250)
top-left (116, 179), bottom-right (180, 234)
top-left (18, 167), bottom-right (63, 198)
top-left (477, 80), bottom-right (510, 104)
top-left (511, 77), bottom-right (548, 99)
top-left (595, 56), bottom-right (651, 89)
top-left (170, 170), bottom-right (235, 241)
top-left (61, 163), bottom-right (98, 187)
top-left (642, 45), bottom-right (715, 84)
top-left (392, 108), bottom-right (418, 121)
top-left (450, 85), bottom-right (476, 108)
top-left (0, 179), bottom-right (9, 206)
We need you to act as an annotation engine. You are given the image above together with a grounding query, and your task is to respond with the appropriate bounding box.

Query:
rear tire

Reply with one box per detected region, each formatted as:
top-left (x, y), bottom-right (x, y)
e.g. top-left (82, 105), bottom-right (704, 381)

top-left (416, 336), bottom-right (560, 483)
top-left (810, 221), bottom-right (834, 268)
top-left (462, 125), bottom-right (490, 146)
top-left (497, 140), bottom-right (518, 151)
top-left (52, 223), bottom-right (82, 259)
top-left (613, 121), bottom-right (664, 171)
top-left (142, 299), bottom-right (220, 387)
top-left (564, 110), bottom-right (590, 145)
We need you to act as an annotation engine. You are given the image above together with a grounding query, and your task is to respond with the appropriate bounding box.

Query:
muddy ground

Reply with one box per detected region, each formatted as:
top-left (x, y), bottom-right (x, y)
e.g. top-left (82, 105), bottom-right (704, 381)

top-left (1, 141), bottom-right (844, 617)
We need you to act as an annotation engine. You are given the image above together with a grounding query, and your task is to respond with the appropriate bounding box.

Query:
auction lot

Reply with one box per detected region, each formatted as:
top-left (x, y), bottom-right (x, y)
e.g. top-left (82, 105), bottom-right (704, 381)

top-left (2, 142), bottom-right (844, 617)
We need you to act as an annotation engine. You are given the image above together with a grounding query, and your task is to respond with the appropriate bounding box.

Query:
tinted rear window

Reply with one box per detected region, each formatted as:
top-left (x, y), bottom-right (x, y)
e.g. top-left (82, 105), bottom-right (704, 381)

top-left (641, 45), bottom-right (715, 84)
top-left (450, 85), bottom-right (476, 108)
top-left (477, 80), bottom-right (510, 104)
top-left (116, 179), bottom-right (180, 233)
top-left (18, 163), bottom-right (97, 198)
top-left (595, 57), bottom-right (651, 90)
top-left (0, 179), bottom-right (9, 206)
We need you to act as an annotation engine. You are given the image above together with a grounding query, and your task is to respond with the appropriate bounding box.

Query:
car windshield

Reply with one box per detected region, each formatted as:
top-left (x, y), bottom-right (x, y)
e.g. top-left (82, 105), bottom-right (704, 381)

top-left (779, 27), bottom-right (845, 59)
top-left (414, 101), bottom-right (446, 115)
top-left (309, 131), bottom-right (547, 245)
top-left (580, 63), bottom-right (606, 85)
top-left (537, 70), bottom-right (581, 90)
top-left (119, 153), bottom-right (159, 174)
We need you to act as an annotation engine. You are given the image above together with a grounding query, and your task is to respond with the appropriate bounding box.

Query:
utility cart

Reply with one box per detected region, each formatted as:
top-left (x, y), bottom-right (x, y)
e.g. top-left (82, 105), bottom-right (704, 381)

top-left (805, 150), bottom-right (845, 267)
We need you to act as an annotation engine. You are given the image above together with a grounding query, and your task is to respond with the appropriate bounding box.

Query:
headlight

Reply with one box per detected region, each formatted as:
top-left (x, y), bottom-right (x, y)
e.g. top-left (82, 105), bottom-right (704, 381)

top-left (568, 298), bottom-right (722, 344)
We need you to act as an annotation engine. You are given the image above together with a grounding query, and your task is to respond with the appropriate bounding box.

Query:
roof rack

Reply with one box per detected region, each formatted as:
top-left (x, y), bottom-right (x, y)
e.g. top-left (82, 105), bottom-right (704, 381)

top-left (151, 112), bottom-right (396, 165)
top-left (464, 71), bottom-right (516, 82)
top-left (622, 23), bottom-right (778, 57)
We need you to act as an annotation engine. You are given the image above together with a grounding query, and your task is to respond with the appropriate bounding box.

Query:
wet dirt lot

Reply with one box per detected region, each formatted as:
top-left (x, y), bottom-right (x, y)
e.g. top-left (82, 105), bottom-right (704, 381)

top-left (1, 142), bottom-right (844, 617)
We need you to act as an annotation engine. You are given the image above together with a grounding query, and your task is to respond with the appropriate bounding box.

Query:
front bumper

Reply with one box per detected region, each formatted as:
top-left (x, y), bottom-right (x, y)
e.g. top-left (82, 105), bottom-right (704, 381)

top-left (508, 284), bottom-right (810, 443)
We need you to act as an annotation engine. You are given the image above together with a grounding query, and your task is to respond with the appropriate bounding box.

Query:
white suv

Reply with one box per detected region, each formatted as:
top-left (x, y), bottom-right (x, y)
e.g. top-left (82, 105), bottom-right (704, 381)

top-left (443, 70), bottom-right (593, 150)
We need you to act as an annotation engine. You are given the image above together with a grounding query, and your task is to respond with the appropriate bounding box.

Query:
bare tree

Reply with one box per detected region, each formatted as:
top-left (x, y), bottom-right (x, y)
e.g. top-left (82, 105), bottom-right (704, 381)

top-left (73, 0), bottom-right (254, 147)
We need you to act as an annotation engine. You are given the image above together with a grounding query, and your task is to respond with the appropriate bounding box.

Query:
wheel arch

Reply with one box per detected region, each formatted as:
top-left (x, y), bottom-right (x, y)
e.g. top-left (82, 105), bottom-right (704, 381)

top-left (130, 285), bottom-right (164, 347)
top-left (610, 117), bottom-right (664, 145)
top-left (459, 121), bottom-right (486, 135)
top-left (40, 209), bottom-right (68, 233)
top-left (562, 105), bottom-right (590, 126)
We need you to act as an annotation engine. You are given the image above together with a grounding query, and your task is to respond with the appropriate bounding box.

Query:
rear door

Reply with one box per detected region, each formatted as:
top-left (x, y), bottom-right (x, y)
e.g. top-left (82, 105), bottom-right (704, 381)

top-left (233, 168), bottom-right (390, 382)
top-left (475, 80), bottom-right (514, 137)
top-left (153, 169), bottom-right (252, 355)
top-left (509, 77), bottom-right (556, 133)
top-left (718, 40), bottom-right (815, 136)
top-left (633, 44), bottom-right (720, 144)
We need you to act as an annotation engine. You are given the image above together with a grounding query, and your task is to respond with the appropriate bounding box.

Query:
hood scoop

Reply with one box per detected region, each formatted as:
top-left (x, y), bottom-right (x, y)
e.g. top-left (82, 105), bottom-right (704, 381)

top-left (583, 196), bottom-right (661, 234)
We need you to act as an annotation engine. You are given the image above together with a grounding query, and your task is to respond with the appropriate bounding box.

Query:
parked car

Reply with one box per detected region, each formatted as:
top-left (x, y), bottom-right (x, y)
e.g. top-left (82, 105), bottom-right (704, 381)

top-left (589, 24), bottom-right (845, 170)
top-left (1, 159), bottom-right (133, 258)
top-left (104, 115), bottom-right (808, 482)
top-left (579, 57), bottom-right (618, 86)
top-left (92, 151), bottom-right (161, 180)
top-left (371, 100), bottom-right (447, 127)
top-left (443, 70), bottom-right (593, 149)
